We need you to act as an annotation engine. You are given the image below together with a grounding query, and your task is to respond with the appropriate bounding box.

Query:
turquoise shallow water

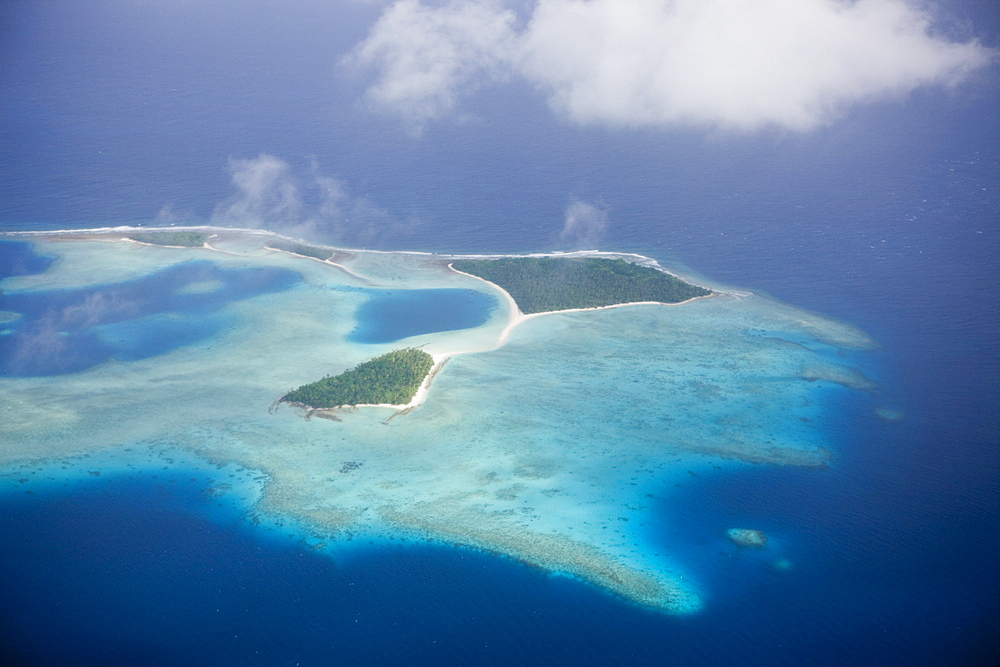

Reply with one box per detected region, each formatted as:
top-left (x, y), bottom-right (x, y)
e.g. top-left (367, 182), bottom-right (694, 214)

top-left (0, 233), bottom-right (872, 617)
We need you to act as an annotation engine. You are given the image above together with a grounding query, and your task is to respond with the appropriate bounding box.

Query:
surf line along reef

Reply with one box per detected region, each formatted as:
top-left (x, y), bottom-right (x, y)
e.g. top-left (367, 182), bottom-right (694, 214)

top-left (278, 256), bottom-right (714, 421)
top-left (0, 227), bottom-right (879, 615)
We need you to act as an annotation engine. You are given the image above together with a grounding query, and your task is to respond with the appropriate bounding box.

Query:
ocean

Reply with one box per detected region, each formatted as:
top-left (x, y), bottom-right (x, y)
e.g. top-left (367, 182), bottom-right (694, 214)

top-left (1, 1), bottom-right (998, 665)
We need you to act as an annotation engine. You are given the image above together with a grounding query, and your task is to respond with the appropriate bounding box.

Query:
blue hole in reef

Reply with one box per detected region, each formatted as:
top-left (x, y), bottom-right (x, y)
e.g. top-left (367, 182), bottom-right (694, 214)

top-left (348, 288), bottom-right (497, 344)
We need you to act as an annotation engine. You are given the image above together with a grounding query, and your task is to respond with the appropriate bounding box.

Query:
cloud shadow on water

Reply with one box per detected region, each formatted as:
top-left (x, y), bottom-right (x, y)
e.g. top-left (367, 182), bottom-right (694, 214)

top-left (0, 260), bottom-right (300, 377)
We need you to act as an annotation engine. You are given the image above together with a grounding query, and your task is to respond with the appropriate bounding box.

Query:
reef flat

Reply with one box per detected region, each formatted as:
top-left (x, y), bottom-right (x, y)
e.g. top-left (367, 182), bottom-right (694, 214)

top-left (0, 228), bottom-right (876, 613)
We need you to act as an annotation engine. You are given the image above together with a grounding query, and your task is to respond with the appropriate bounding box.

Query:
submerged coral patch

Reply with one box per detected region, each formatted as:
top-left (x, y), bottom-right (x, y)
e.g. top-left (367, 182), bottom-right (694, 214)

top-left (0, 259), bottom-right (300, 376)
top-left (727, 528), bottom-right (769, 548)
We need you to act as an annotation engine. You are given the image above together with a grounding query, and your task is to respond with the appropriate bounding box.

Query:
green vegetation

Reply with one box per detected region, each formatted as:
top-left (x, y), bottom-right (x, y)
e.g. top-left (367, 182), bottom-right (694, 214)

top-left (266, 239), bottom-right (335, 261)
top-left (281, 348), bottom-right (435, 408)
top-left (127, 231), bottom-right (210, 247)
top-left (451, 257), bottom-right (711, 314)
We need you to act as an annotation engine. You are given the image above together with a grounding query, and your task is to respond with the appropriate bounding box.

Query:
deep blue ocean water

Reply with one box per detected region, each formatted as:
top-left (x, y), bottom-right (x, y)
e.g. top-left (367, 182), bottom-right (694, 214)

top-left (1, 1), bottom-right (998, 664)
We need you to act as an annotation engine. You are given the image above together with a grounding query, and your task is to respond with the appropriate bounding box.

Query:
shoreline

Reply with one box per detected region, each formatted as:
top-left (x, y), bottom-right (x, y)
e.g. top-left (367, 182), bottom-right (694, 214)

top-left (1, 226), bottom-right (871, 616)
top-left (5, 226), bottom-right (725, 419)
top-left (447, 261), bottom-right (718, 363)
top-left (1, 224), bottom-right (719, 288)
top-left (83, 224), bottom-right (722, 417)
top-left (294, 269), bottom-right (718, 418)
top-left (0, 446), bottom-right (701, 614)
top-left (448, 262), bottom-right (718, 344)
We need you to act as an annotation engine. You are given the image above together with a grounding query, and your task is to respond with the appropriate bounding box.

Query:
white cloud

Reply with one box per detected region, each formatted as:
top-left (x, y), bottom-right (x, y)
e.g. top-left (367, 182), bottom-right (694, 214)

top-left (213, 154), bottom-right (303, 226)
top-left (348, 0), bottom-right (994, 131)
top-left (211, 155), bottom-right (406, 243)
top-left (345, 0), bottom-right (518, 130)
top-left (559, 198), bottom-right (608, 248)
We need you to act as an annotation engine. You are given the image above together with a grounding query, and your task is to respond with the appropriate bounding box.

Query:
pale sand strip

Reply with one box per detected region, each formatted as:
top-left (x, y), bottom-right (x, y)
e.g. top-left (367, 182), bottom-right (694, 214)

top-left (123, 229), bottom-right (374, 283)
top-left (126, 238), bottom-right (216, 250)
top-left (259, 245), bottom-right (373, 283)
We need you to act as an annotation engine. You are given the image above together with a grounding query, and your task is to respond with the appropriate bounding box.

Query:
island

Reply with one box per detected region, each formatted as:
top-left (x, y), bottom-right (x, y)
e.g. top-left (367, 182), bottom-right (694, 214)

top-left (450, 256), bottom-right (711, 314)
top-left (265, 238), bottom-right (339, 261)
top-left (127, 231), bottom-right (211, 247)
top-left (280, 348), bottom-right (435, 409)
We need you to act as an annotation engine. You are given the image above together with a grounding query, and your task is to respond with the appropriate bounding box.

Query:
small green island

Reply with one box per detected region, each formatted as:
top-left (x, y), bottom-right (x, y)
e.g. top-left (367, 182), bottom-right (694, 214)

top-left (281, 348), bottom-right (435, 409)
top-left (451, 257), bottom-right (711, 314)
top-left (265, 239), bottom-right (337, 261)
top-left (127, 231), bottom-right (210, 247)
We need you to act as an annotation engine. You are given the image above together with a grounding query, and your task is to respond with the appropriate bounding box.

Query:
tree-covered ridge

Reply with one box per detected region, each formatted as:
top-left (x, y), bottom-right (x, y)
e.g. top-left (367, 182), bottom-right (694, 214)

top-left (451, 257), bottom-right (711, 314)
top-left (266, 239), bottom-right (335, 261)
top-left (127, 231), bottom-right (210, 247)
top-left (281, 348), bottom-right (435, 409)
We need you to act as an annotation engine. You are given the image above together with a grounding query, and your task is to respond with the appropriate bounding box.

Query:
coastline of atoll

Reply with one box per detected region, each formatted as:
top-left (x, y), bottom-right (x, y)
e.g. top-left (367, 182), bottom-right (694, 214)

top-left (0, 227), bottom-right (880, 613)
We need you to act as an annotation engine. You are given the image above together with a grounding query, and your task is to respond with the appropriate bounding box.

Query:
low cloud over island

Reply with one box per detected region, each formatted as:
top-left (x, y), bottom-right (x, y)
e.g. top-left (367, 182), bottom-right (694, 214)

top-left (210, 154), bottom-right (407, 244)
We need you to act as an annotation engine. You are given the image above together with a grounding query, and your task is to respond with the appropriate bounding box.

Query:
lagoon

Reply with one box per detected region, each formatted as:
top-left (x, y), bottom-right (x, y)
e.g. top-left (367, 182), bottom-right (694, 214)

top-left (348, 287), bottom-right (497, 344)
